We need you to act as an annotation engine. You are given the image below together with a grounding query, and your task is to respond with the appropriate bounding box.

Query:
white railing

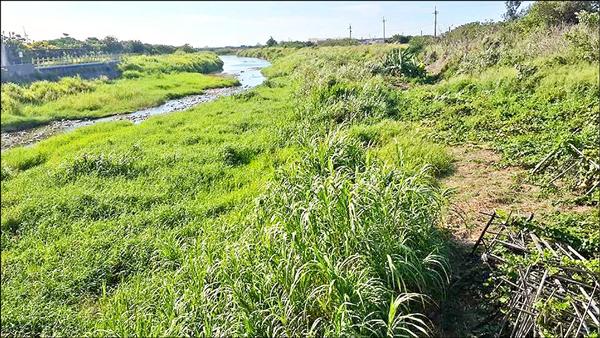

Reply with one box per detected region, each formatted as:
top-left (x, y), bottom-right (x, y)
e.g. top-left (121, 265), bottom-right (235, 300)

top-left (33, 54), bottom-right (122, 68)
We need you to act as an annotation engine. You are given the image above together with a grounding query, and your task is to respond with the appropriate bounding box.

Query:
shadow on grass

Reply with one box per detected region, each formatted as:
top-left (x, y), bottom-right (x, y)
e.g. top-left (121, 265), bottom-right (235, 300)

top-left (431, 235), bottom-right (504, 337)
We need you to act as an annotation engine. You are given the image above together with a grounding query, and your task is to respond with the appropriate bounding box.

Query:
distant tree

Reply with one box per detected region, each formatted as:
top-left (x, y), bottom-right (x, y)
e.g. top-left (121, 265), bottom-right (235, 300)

top-left (1, 31), bottom-right (27, 48)
top-left (266, 36), bottom-right (278, 47)
top-left (47, 36), bottom-right (84, 49)
top-left (28, 41), bottom-right (58, 50)
top-left (176, 43), bottom-right (196, 53)
top-left (388, 34), bottom-right (411, 44)
top-left (504, 1), bottom-right (522, 21)
top-left (102, 36), bottom-right (124, 54)
top-left (126, 40), bottom-right (145, 54)
top-left (84, 37), bottom-right (103, 52)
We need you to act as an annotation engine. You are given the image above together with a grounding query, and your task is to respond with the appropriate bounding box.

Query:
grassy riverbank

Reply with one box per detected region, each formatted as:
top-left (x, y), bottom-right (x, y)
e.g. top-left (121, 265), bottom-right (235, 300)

top-left (1, 52), bottom-right (235, 131)
top-left (1, 3), bottom-right (598, 336)
top-left (2, 46), bottom-right (453, 336)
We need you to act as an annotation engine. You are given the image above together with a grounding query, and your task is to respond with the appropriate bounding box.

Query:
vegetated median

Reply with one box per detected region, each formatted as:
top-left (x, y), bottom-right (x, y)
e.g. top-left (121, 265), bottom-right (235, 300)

top-left (1, 2), bottom-right (598, 336)
top-left (0, 52), bottom-right (237, 132)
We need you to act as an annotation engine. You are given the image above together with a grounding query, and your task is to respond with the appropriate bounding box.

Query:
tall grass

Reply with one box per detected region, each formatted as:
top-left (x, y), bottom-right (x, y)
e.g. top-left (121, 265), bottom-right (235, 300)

top-left (1, 45), bottom-right (453, 336)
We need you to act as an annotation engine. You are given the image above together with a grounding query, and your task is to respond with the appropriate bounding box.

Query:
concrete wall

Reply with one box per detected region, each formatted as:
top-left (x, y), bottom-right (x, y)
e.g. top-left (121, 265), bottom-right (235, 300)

top-left (1, 61), bottom-right (121, 83)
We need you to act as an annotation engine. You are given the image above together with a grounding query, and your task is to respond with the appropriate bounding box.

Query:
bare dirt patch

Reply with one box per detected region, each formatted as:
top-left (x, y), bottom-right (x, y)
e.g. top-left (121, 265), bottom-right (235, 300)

top-left (441, 143), bottom-right (591, 243)
top-left (435, 143), bottom-right (594, 337)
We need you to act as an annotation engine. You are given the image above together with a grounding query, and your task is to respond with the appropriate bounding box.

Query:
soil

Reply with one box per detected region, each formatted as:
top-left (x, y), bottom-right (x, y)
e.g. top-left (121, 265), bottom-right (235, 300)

top-left (434, 143), bottom-right (594, 337)
top-left (441, 143), bottom-right (592, 244)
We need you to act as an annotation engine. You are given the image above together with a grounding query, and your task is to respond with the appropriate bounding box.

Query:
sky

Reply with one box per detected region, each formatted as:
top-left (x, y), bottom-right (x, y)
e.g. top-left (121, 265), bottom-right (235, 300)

top-left (1, 1), bottom-right (518, 48)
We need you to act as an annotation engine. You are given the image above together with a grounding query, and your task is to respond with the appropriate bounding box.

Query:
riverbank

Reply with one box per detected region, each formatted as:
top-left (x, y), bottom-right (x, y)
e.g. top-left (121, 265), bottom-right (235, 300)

top-left (0, 52), bottom-right (230, 132)
top-left (1, 55), bottom-right (270, 150)
top-left (1, 14), bottom-right (598, 335)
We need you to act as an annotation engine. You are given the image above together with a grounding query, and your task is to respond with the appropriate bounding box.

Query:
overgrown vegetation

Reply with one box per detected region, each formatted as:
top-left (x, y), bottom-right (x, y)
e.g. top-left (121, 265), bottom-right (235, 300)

top-left (1, 37), bottom-right (457, 337)
top-left (119, 52), bottom-right (224, 75)
top-left (1, 1), bottom-right (598, 336)
top-left (1, 52), bottom-right (235, 131)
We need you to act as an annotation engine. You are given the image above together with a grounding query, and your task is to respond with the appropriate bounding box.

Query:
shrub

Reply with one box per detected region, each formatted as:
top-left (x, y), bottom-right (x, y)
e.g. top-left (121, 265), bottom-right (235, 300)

top-left (373, 49), bottom-right (426, 79)
top-left (525, 1), bottom-right (599, 26)
top-left (566, 10), bottom-right (600, 61)
top-left (122, 70), bottom-right (143, 79)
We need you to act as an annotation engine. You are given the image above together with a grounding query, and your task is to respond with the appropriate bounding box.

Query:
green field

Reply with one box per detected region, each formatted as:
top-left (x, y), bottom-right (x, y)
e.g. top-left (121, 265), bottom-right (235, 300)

top-left (1, 3), bottom-right (598, 336)
top-left (1, 52), bottom-right (235, 131)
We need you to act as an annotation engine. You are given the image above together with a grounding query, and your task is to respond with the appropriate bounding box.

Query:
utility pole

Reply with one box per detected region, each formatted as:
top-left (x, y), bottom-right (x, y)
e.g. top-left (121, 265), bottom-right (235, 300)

top-left (382, 17), bottom-right (386, 42)
top-left (22, 26), bottom-right (29, 43)
top-left (349, 24), bottom-right (352, 39)
top-left (433, 6), bottom-right (439, 38)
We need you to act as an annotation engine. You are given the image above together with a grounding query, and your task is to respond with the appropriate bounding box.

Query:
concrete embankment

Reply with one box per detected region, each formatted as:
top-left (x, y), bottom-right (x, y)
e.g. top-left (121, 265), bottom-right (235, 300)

top-left (1, 61), bottom-right (121, 83)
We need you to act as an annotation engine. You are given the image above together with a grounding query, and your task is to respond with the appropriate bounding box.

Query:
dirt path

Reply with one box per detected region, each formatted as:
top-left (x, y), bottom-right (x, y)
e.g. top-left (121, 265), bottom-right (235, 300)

top-left (441, 143), bottom-right (590, 243)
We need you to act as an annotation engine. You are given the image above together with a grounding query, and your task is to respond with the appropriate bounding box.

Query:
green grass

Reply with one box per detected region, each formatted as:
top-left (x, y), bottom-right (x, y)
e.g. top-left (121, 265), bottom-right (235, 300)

top-left (119, 52), bottom-right (224, 75)
top-left (1, 73), bottom-right (238, 131)
top-left (2, 11), bottom-right (598, 335)
top-left (1, 52), bottom-right (232, 131)
top-left (1, 46), bottom-right (452, 336)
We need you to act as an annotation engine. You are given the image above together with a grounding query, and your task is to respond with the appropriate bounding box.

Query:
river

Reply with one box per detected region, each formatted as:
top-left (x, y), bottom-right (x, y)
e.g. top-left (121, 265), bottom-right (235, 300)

top-left (0, 55), bottom-right (271, 151)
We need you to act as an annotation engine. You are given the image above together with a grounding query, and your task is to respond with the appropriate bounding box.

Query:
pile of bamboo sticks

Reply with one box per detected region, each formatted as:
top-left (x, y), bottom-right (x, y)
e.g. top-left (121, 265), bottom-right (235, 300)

top-left (472, 212), bottom-right (599, 337)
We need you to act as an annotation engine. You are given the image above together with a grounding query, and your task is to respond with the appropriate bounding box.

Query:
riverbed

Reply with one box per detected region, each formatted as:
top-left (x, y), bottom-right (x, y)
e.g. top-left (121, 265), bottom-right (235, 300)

top-left (0, 55), bottom-right (270, 150)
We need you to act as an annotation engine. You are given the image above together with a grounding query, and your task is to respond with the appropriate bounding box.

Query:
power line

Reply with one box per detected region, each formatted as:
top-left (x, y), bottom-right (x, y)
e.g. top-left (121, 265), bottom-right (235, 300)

top-left (349, 24), bottom-right (352, 39)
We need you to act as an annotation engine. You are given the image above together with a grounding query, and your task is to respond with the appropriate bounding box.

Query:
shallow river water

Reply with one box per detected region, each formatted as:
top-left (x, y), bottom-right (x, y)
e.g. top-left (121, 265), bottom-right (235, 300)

top-left (0, 55), bottom-right (271, 150)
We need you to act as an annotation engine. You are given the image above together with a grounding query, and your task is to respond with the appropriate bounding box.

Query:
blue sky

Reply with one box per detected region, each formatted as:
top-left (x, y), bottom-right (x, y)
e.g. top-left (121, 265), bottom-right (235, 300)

top-left (1, 1), bottom-right (519, 47)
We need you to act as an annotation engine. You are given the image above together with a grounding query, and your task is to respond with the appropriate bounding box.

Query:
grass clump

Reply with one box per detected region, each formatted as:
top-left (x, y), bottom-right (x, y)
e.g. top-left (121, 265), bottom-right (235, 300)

top-left (119, 52), bottom-right (224, 75)
top-left (235, 132), bottom-right (449, 336)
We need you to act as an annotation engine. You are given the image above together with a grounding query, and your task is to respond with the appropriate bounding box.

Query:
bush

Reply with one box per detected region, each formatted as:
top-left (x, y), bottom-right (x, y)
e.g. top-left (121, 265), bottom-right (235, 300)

top-left (373, 49), bottom-right (426, 79)
top-left (122, 70), bottom-right (143, 79)
top-left (525, 1), bottom-right (599, 26)
top-left (566, 10), bottom-right (600, 61)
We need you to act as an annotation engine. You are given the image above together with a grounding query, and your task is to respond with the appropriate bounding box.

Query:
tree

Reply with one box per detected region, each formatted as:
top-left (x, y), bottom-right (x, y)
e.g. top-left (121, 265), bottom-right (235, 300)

top-left (504, 1), bottom-right (522, 21)
top-left (1, 31), bottom-right (27, 48)
top-left (176, 43), bottom-right (196, 53)
top-left (266, 36), bottom-right (278, 47)
top-left (127, 40), bottom-right (145, 54)
top-left (527, 1), bottom-right (599, 26)
top-left (388, 34), bottom-right (411, 44)
top-left (102, 36), bottom-right (124, 54)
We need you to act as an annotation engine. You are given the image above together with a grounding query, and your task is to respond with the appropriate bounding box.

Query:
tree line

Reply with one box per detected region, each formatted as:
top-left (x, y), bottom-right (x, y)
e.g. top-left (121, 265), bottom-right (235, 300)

top-left (1, 32), bottom-right (197, 56)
